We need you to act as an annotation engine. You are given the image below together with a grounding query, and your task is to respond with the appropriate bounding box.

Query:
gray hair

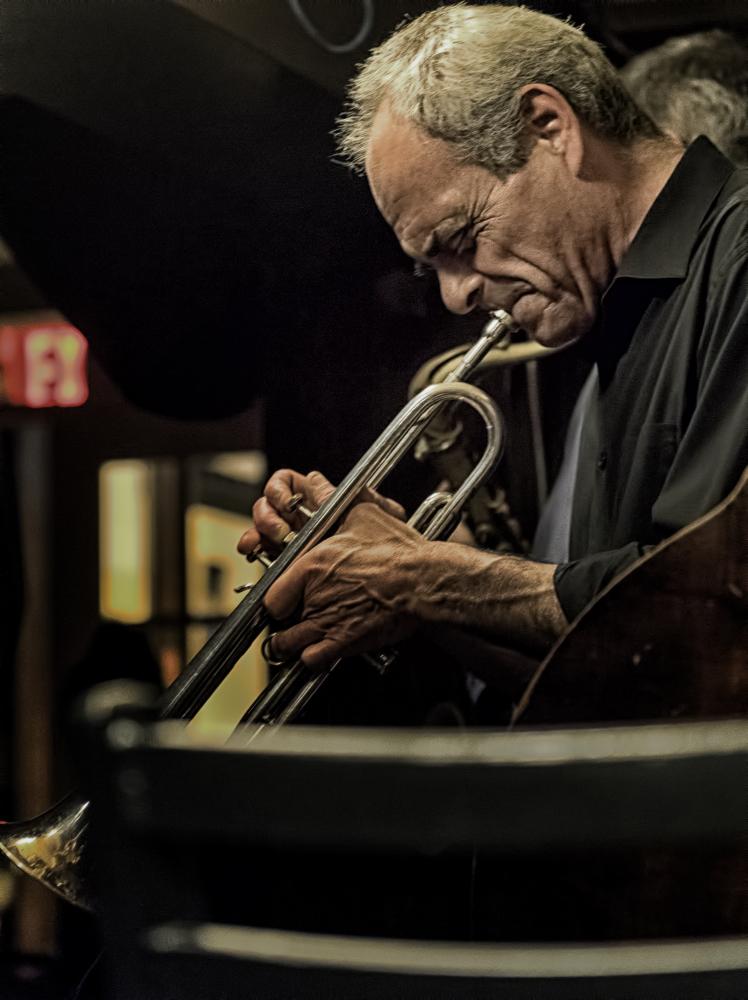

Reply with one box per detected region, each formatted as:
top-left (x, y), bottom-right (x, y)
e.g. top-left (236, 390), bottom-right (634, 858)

top-left (621, 30), bottom-right (748, 165)
top-left (335, 3), bottom-right (659, 179)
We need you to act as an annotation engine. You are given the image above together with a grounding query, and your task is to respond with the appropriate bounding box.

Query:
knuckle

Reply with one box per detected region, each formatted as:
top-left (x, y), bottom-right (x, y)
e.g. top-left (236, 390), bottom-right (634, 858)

top-left (256, 499), bottom-right (289, 538)
top-left (258, 496), bottom-right (277, 519)
top-left (308, 470), bottom-right (334, 497)
top-left (266, 469), bottom-right (296, 502)
top-left (272, 468), bottom-right (296, 484)
top-left (265, 484), bottom-right (284, 507)
top-left (265, 590), bottom-right (287, 620)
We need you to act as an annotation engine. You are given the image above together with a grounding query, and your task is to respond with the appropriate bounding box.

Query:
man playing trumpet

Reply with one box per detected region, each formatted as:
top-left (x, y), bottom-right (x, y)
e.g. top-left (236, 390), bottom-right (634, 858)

top-left (239, 4), bottom-right (748, 677)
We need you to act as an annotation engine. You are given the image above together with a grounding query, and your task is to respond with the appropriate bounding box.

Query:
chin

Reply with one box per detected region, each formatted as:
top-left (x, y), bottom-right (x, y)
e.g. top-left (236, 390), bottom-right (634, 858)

top-left (516, 298), bottom-right (593, 348)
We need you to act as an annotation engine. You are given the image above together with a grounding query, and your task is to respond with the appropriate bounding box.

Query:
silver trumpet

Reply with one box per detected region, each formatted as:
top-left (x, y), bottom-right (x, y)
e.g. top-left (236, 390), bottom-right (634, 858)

top-left (409, 325), bottom-right (564, 552)
top-left (0, 310), bottom-right (516, 910)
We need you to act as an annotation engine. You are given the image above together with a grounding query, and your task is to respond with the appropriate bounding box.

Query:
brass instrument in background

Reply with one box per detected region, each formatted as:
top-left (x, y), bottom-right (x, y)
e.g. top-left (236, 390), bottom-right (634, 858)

top-left (0, 310), bottom-right (520, 910)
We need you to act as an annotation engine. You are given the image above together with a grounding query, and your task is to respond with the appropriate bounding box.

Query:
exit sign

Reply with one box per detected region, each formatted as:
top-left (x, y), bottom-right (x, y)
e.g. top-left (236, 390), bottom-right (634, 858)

top-left (0, 319), bottom-right (89, 408)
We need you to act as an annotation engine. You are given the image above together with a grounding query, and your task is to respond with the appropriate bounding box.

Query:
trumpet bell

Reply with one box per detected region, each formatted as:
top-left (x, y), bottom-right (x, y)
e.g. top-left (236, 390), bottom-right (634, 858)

top-left (0, 794), bottom-right (91, 910)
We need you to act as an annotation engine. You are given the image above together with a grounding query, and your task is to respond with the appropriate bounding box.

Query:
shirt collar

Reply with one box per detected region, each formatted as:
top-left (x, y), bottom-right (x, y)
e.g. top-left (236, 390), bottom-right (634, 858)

top-left (612, 136), bottom-right (735, 284)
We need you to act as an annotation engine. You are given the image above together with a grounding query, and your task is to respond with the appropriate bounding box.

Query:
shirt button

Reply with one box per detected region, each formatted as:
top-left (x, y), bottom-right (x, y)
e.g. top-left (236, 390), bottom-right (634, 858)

top-left (596, 450), bottom-right (608, 471)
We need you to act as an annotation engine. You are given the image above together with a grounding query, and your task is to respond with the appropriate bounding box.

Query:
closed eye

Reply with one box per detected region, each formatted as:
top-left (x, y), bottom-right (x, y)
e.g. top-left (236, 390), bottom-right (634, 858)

top-left (450, 224), bottom-right (475, 256)
top-left (412, 220), bottom-right (476, 277)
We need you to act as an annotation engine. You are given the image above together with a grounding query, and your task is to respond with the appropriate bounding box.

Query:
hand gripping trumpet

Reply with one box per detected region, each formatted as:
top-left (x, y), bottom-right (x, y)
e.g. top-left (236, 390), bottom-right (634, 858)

top-left (0, 310), bottom-right (516, 910)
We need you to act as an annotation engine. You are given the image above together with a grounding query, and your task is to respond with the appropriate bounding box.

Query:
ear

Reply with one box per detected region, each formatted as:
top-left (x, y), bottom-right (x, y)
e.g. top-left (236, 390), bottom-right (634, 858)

top-left (518, 83), bottom-right (584, 175)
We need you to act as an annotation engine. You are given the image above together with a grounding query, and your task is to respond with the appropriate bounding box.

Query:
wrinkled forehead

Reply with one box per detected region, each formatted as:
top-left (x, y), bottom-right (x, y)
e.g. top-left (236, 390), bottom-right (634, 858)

top-left (365, 106), bottom-right (463, 230)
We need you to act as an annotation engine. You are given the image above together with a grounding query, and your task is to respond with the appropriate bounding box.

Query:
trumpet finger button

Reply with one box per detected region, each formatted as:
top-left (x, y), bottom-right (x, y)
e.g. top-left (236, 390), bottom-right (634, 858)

top-left (246, 544), bottom-right (273, 569)
top-left (287, 492), bottom-right (304, 512)
top-left (287, 493), bottom-right (314, 520)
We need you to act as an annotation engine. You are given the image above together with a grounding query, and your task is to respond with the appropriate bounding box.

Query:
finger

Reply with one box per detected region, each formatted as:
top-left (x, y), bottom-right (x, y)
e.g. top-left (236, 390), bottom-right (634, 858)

top-left (269, 619), bottom-right (326, 663)
top-left (361, 487), bottom-right (406, 521)
top-left (252, 496), bottom-right (292, 546)
top-left (276, 623), bottom-right (368, 669)
top-left (301, 638), bottom-right (344, 669)
top-left (264, 559), bottom-right (307, 620)
top-left (375, 493), bottom-right (406, 520)
top-left (237, 525), bottom-right (260, 555)
top-left (342, 500), bottom-right (417, 539)
top-left (265, 469), bottom-right (312, 518)
top-left (305, 470), bottom-right (336, 508)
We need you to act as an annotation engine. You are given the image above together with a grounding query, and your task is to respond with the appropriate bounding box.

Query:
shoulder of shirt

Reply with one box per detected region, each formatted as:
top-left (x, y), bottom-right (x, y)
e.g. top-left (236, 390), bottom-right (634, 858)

top-left (697, 166), bottom-right (748, 280)
top-left (695, 167), bottom-right (748, 373)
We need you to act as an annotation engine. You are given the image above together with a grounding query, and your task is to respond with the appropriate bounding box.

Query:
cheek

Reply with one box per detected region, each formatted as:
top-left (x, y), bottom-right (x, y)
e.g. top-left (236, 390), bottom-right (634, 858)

top-left (533, 296), bottom-right (595, 347)
top-left (473, 238), bottom-right (509, 274)
top-left (476, 232), bottom-right (561, 288)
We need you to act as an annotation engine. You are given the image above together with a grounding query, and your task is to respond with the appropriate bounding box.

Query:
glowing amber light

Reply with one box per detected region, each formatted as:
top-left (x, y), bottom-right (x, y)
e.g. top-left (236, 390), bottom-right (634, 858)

top-left (185, 504), bottom-right (267, 739)
top-left (0, 321), bottom-right (88, 408)
top-left (99, 460), bottom-right (154, 624)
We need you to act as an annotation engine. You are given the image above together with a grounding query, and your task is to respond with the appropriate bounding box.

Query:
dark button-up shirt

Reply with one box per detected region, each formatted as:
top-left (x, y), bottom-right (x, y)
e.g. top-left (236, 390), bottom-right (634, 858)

top-left (554, 138), bottom-right (748, 621)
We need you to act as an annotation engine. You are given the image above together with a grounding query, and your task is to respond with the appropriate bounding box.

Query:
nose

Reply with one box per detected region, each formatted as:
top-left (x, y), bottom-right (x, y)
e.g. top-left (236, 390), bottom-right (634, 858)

top-left (436, 263), bottom-right (482, 315)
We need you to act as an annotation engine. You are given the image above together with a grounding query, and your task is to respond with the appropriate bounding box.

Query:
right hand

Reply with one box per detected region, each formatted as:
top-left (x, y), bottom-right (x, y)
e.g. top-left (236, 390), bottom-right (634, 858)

top-left (237, 468), bottom-right (405, 559)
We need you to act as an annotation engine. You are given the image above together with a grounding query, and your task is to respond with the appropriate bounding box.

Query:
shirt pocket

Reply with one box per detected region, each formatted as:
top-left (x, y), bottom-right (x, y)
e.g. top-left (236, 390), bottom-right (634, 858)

top-left (614, 423), bottom-right (680, 544)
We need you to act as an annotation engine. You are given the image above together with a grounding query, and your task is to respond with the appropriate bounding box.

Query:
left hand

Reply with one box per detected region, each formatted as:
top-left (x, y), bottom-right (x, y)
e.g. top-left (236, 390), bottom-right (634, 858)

top-left (264, 502), bottom-right (427, 668)
top-left (237, 469), bottom-right (405, 559)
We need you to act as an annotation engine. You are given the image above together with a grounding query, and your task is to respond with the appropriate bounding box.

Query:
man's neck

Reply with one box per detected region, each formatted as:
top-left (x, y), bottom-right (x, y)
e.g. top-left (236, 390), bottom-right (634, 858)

top-left (609, 138), bottom-right (685, 265)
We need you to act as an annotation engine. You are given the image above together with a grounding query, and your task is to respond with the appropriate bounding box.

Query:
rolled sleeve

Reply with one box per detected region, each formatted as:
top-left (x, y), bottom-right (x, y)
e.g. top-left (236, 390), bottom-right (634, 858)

top-left (554, 542), bottom-right (646, 623)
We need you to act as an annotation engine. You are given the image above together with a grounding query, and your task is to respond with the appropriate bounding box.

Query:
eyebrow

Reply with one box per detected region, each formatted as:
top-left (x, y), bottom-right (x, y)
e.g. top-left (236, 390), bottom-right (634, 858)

top-left (401, 232), bottom-right (437, 261)
top-left (407, 219), bottom-right (467, 262)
